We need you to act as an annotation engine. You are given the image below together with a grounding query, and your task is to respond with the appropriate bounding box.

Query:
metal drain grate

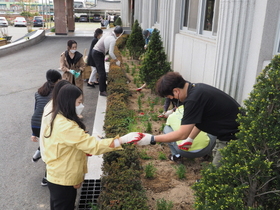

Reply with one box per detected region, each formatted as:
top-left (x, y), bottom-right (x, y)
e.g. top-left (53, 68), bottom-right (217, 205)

top-left (78, 179), bottom-right (101, 210)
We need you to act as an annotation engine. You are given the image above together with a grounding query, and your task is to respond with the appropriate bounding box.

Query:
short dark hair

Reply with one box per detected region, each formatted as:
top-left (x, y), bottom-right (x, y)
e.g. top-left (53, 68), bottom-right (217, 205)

top-left (156, 72), bottom-right (187, 97)
top-left (114, 25), bottom-right (123, 34)
top-left (94, 28), bottom-right (103, 38)
top-left (67, 40), bottom-right (77, 50)
top-left (143, 30), bottom-right (149, 37)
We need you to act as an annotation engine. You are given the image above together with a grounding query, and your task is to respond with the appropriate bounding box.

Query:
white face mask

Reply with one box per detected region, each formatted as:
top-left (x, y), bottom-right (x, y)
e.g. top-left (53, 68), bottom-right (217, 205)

top-left (75, 103), bottom-right (84, 116)
top-left (70, 50), bottom-right (76, 54)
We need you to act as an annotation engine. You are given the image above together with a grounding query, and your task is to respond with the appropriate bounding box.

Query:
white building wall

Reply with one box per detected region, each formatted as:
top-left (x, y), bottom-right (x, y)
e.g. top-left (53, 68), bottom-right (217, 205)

top-left (123, 0), bottom-right (280, 104)
top-left (174, 33), bottom-right (216, 86)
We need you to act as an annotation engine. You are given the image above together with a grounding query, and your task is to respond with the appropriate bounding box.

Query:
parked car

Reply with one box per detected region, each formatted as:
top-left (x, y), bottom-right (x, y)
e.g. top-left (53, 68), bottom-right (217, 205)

top-left (33, 16), bottom-right (44, 27)
top-left (14, 17), bottom-right (27, 27)
top-left (92, 14), bottom-right (101, 22)
top-left (79, 15), bottom-right (88, 22)
top-left (0, 17), bottom-right (8, 27)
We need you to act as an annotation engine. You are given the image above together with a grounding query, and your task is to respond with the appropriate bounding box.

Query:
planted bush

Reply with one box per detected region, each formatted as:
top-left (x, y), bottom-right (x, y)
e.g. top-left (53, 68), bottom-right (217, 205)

top-left (126, 19), bottom-right (145, 60)
top-left (139, 28), bottom-right (172, 92)
top-left (98, 41), bottom-right (148, 209)
top-left (193, 54), bottom-right (280, 209)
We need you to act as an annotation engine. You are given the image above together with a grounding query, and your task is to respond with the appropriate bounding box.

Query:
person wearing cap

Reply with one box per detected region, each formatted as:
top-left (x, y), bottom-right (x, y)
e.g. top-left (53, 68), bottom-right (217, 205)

top-left (143, 28), bottom-right (154, 49)
top-left (92, 26), bottom-right (124, 96)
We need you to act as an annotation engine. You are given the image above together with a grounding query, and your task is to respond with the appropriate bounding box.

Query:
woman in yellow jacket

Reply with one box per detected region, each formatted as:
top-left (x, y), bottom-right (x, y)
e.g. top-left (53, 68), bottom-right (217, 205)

top-left (41, 84), bottom-right (139, 210)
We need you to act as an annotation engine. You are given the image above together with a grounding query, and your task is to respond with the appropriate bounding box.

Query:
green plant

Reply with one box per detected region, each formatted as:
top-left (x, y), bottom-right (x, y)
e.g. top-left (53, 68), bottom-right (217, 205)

top-left (158, 151), bottom-right (167, 160)
top-left (126, 19), bottom-right (145, 59)
top-left (137, 95), bottom-right (142, 111)
top-left (156, 198), bottom-right (174, 210)
top-left (145, 121), bottom-right (152, 133)
top-left (114, 16), bottom-right (122, 26)
top-left (139, 29), bottom-right (172, 92)
top-left (193, 54), bottom-right (280, 209)
top-left (174, 164), bottom-right (186, 179)
top-left (144, 162), bottom-right (157, 179)
top-left (139, 149), bottom-right (152, 160)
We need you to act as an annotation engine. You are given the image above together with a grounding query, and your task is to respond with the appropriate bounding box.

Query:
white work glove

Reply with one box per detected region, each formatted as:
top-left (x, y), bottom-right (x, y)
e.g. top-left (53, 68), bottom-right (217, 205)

top-left (144, 44), bottom-right (147, 49)
top-left (163, 110), bottom-right (174, 118)
top-left (136, 133), bottom-right (153, 146)
top-left (178, 137), bottom-right (193, 151)
top-left (116, 60), bottom-right (121, 66)
top-left (119, 132), bottom-right (144, 144)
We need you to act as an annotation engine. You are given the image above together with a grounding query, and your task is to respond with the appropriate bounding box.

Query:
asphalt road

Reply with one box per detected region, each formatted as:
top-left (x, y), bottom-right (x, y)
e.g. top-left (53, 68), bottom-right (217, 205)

top-left (0, 35), bottom-right (99, 209)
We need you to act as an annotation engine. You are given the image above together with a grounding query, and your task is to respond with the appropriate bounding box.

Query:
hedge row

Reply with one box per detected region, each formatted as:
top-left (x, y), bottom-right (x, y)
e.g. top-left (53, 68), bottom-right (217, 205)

top-left (97, 35), bottom-right (149, 209)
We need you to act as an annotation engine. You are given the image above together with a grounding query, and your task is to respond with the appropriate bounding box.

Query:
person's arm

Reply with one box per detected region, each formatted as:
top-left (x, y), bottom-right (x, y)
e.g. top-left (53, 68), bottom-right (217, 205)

top-left (78, 56), bottom-right (86, 72)
top-left (154, 124), bottom-right (195, 143)
top-left (60, 52), bottom-right (69, 73)
top-left (163, 98), bottom-right (171, 112)
top-left (108, 39), bottom-right (117, 60)
top-left (188, 126), bottom-right (201, 139)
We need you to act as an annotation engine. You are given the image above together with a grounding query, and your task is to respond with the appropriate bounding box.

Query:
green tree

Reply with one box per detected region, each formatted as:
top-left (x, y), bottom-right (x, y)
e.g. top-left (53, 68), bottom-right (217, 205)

top-left (114, 16), bottom-right (122, 26)
top-left (126, 19), bottom-right (145, 60)
top-left (193, 55), bottom-right (280, 209)
top-left (139, 28), bottom-right (172, 92)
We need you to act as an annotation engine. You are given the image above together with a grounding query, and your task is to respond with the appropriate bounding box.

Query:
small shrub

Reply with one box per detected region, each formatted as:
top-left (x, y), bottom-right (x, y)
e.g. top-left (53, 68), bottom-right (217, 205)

top-left (139, 149), bottom-right (152, 160)
top-left (144, 162), bottom-right (157, 179)
top-left (126, 19), bottom-right (145, 59)
top-left (158, 151), bottom-right (167, 160)
top-left (145, 121), bottom-right (152, 133)
top-left (137, 95), bottom-right (142, 111)
top-left (174, 164), bottom-right (186, 179)
top-left (156, 198), bottom-right (174, 210)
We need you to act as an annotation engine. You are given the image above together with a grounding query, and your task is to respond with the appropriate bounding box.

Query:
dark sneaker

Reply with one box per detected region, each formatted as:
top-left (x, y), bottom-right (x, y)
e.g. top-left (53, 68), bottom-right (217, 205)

top-left (41, 177), bottom-right (48, 186)
top-left (100, 91), bottom-right (107, 97)
top-left (32, 149), bottom-right (41, 162)
top-left (168, 154), bottom-right (182, 164)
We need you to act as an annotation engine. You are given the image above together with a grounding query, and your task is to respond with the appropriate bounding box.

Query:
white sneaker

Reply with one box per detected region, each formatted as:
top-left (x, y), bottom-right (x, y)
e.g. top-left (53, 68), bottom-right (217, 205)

top-left (32, 149), bottom-right (41, 162)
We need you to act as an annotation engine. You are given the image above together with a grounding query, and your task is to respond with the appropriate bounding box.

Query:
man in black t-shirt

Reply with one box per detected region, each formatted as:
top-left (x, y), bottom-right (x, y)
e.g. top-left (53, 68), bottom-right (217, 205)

top-left (133, 72), bottom-right (241, 167)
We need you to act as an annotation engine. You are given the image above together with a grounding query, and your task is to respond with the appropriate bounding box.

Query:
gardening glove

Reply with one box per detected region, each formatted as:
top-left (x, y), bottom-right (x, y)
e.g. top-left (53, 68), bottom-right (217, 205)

top-left (163, 110), bottom-right (174, 118)
top-left (144, 44), bottom-right (147, 49)
top-left (74, 71), bottom-right (80, 79)
top-left (136, 133), bottom-right (154, 146)
top-left (69, 69), bottom-right (75, 75)
top-left (119, 132), bottom-right (145, 144)
top-left (116, 60), bottom-right (121, 66)
top-left (158, 112), bottom-right (165, 118)
top-left (178, 137), bottom-right (193, 151)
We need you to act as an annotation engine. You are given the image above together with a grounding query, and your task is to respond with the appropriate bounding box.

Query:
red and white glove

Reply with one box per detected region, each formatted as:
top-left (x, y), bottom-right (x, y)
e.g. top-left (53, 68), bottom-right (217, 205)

top-left (119, 132), bottom-right (145, 144)
top-left (135, 133), bottom-right (153, 145)
top-left (178, 137), bottom-right (193, 151)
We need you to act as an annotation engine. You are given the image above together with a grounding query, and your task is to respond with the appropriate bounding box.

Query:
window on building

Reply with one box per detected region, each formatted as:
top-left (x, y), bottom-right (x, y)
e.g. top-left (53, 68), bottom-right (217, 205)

top-left (182, 0), bottom-right (220, 36)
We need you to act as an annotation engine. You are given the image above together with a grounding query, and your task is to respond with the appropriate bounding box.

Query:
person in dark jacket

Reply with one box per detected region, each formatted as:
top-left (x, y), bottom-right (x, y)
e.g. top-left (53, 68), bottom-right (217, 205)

top-left (30, 69), bottom-right (61, 185)
top-left (87, 28), bottom-right (103, 87)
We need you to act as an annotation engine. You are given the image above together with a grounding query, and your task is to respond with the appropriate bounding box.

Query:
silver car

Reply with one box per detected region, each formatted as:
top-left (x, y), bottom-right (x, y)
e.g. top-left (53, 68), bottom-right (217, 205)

top-left (14, 17), bottom-right (27, 27)
top-left (0, 17), bottom-right (8, 27)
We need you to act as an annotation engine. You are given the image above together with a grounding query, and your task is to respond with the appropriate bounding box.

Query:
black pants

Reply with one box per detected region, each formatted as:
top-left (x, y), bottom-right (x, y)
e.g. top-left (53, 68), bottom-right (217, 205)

top-left (48, 181), bottom-right (77, 210)
top-left (92, 50), bottom-right (106, 92)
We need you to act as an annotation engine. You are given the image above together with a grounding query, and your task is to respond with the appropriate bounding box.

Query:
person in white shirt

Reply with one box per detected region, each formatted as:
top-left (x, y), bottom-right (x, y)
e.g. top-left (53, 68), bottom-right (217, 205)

top-left (92, 26), bottom-right (123, 96)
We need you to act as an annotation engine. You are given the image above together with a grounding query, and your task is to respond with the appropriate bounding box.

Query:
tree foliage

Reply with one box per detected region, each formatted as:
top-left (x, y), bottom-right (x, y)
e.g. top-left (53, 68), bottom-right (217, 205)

top-left (114, 17), bottom-right (122, 26)
top-left (139, 28), bottom-right (172, 92)
top-left (193, 55), bottom-right (280, 209)
top-left (126, 19), bottom-right (145, 60)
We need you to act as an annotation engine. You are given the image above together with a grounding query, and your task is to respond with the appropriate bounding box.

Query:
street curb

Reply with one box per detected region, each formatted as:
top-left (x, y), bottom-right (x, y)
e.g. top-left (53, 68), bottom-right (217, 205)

top-left (0, 30), bottom-right (45, 57)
